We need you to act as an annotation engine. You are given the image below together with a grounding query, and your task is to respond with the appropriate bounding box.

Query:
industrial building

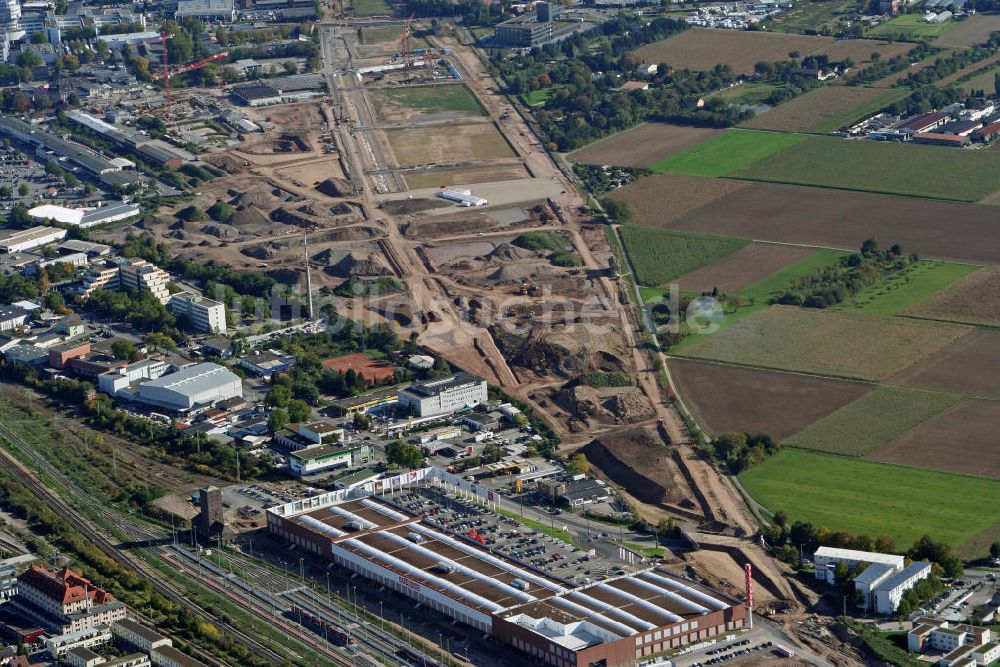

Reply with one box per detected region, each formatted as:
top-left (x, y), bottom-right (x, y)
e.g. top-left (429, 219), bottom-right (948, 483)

top-left (117, 362), bottom-right (243, 413)
top-left (267, 475), bottom-right (747, 666)
top-left (168, 292), bottom-right (227, 333)
top-left (438, 188), bottom-right (488, 207)
top-left (327, 386), bottom-right (399, 416)
top-left (0, 226), bottom-right (67, 253)
top-left (0, 304), bottom-right (31, 331)
top-left (66, 111), bottom-right (194, 168)
top-left (174, 0), bottom-right (236, 21)
top-left (98, 358), bottom-right (170, 397)
top-left (398, 372), bottom-right (488, 417)
top-left (0, 117), bottom-right (140, 189)
top-left (27, 202), bottom-right (142, 228)
top-left (909, 617), bottom-right (1000, 666)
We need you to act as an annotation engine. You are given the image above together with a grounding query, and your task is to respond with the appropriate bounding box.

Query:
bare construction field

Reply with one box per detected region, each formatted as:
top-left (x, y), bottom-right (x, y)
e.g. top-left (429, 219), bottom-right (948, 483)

top-left (383, 124), bottom-right (515, 166)
top-left (634, 28), bottom-right (834, 74)
top-left (669, 358), bottom-right (872, 440)
top-left (606, 174), bottom-right (748, 227)
top-left (889, 330), bottom-right (1000, 399)
top-left (673, 242), bottom-right (815, 294)
top-left (905, 266), bottom-right (1000, 326)
top-left (568, 123), bottom-right (724, 168)
top-left (868, 400), bottom-right (1000, 478)
top-left (934, 13), bottom-right (1000, 47)
top-left (671, 183), bottom-right (1000, 265)
top-left (580, 428), bottom-right (694, 508)
top-left (741, 86), bottom-right (903, 132)
top-left (404, 164), bottom-right (529, 189)
top-left (679, 306), bottom-right (971, 381)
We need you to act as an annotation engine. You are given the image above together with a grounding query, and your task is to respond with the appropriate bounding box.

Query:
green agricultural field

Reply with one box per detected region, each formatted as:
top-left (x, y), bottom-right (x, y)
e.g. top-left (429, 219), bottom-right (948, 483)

top-left (786, 387), bottom-right (959, 456)
top-left (868, 13), bottom-right (959, 40)
top-left (806, 87), bottom-right (911, 133)
top-left (359, 25), bottom-right (403, 43)
top-left (837, 261), bottom-right (981, 315)
top-left (679, 305), bottom-right (970, 381)
top-left (731, 136), bottom-right (1000, 202)
top-left (619, 227), bottom-right (749, 286)
top-left (372, 85), bottom-right (486, 120)
top-left (349, 0), bottom-right (392, 16)
top-left (764, 0), bottom-right (859, 33)
top-left (739, 449), bottom-right (1000, 548)
top-left (649, 130), bottom-right (806, 177)
top-left (522, 87), bottom-right (557, 106)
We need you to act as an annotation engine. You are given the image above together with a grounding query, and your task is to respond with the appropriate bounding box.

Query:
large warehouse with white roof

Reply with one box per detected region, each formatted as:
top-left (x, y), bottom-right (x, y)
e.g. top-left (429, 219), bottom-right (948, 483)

top-left (120, 362), bottom-right (242, 412)
top-left (267, 473), bottom-right (747, 666)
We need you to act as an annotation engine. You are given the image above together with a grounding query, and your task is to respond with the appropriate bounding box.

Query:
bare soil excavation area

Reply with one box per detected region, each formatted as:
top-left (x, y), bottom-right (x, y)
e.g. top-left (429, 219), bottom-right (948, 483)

top-left (671, 183), bottom-right (1000, 265)
top-left (668, 358), bottom-right (873, 440)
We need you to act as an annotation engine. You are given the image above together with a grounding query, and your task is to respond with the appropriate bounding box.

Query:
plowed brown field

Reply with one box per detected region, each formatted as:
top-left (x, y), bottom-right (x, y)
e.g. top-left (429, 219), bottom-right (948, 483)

top-left (607, 174), bottom-right (748, 228)
top-left (569, 123), bottom-right (724, 168)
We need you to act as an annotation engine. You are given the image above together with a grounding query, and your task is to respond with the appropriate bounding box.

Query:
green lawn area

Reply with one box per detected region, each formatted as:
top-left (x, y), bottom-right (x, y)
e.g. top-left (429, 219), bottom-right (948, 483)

top-left (836, 261), bottom-right (982, 316)
top-left (763, 0), bottom-right (860, 33)
top-left (349, 0), bottom-right (393, 16)
top-left (359, 25), bottom-right (403, 43)
top-left (806, 87), bottom-right (911, 134)
top-left (739, 449), bottom-right (1000, 548)
top-left (649, 129), bottom-right (807, 177)
top-left (522, 86), bottom-right (557, 106)
top-left (786, 387), bottom-right (959, 456)
top-left (868, 13), bottom-right (959, 40)
top-left (619, 227), bottom-right (749, 286)
top-left (731, 136), bottom-right (1000, 202)
top-left (711, 82), bottom-right (781, 105)
top-left (372, 84), bottom-right (486, 119)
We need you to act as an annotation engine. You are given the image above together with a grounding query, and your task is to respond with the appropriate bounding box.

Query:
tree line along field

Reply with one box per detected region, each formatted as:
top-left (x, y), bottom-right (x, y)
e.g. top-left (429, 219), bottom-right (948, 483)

top-left (677, 305), bottom-right (971, 381)
top-left (785, 386), bottom-right (959, 456)
top-left (730, 136), bottom-right (1000, 202)
top-left (739, 449), bottom-right (1000, 549)
top-left (836, 261), bottom-right (981, 316)
top-left (618, 227), bottom-right (748, 286)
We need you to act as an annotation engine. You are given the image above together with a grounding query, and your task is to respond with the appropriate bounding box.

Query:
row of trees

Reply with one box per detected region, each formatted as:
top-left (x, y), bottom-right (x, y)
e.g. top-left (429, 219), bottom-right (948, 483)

top-left (712, 432), bottom-right (781, 474)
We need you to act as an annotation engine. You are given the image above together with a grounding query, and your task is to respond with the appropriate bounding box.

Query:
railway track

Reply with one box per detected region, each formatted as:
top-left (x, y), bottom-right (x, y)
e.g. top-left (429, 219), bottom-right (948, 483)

top-left (0, 423), bottom-right (285, 665)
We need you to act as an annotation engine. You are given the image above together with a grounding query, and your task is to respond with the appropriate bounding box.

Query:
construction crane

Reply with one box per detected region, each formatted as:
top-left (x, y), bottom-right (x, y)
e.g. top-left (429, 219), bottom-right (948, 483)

top-left (138, 34), bottom-right (227, 117)
top-left (137, 32), bottom-right (175, 115)
top-left (398, 13), bottom-right (415, 66)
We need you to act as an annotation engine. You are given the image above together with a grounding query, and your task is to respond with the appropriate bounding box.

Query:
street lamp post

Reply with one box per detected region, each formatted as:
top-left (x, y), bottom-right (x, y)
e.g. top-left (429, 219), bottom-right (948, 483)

top-left (378, 601), bottom-right (384, 632)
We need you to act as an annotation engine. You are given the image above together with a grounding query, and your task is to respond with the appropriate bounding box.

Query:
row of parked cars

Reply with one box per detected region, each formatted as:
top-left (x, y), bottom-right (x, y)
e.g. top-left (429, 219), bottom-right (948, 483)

top-left (692, 641), bottom-right (772, 666)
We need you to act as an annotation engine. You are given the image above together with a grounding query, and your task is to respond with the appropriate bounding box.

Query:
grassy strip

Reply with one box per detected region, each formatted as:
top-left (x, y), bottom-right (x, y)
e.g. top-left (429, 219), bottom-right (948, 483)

top-left (498, 508), bottom-right (578, 547)
top-left (836, 261), bottom-right (981, 316)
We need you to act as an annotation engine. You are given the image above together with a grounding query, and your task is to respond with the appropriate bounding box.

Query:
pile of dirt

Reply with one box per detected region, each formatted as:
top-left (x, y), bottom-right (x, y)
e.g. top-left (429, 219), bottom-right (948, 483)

top-left (324, 251), bottom-right (392, 278)
top-left (270, 207), bottom-right (320, 228)
top-left (316, 177), bottom-right (352, 197)
top-left (229, 206), bottom-right (271, 228)
top-left (580, 428), bottom-right (684, 506)
top-left (242, 244), bottom-right (276, 260)
top-left (592, 350), bottom-right (627, 373)
top-left (490, 261), bottom-right (551, 283)
top-left (201, 224), bottom-right (239, 239)
top-left (314, 226), bottom-right (381, 243)
top-left (232, 184), bottom-right (280, 208)
top-left (165, 229), bottom-right (187, 240)
top-left (485, 242), bottom-right (532, 263)
top-left (606, 390), bottom-right (654, 423)
top-left (494, 330), bottom-right (589, 377)
top-left (331, 202), bottom-right (359, 217)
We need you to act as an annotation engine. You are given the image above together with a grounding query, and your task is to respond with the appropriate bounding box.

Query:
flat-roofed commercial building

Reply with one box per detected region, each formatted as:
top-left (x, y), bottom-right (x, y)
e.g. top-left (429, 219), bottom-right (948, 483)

top-left (267, 476), bottom-right (747, 665)
top-left (287, 442), bottom-right (373, 477)
top-left (813, 547), bottom-right (904, 585)
top-left (398, 373), bottom-right (488, 417)
top-left (0, 226), bottom-right (66, 252)
top-left (126, 362), bottom-right (242, 413)
top-left (168, 292), bottom-right (226, 333)
top-left (174, 0), bottom-right (236, 21)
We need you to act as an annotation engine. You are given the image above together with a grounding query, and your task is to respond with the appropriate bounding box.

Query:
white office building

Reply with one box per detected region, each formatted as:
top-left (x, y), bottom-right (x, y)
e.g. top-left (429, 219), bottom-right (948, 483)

top-left (873, 561), bottom-right (931, 615)
top-left (169, 292), bottom-right (227, 333)
top-left (813, 547), bottom-right (905, 585)
top-left (127, 363), bottom-right (242, 412)
top-left (175, 0), bottom-right (236, 21)
top-left (398, 372), bottom-right (488, 417)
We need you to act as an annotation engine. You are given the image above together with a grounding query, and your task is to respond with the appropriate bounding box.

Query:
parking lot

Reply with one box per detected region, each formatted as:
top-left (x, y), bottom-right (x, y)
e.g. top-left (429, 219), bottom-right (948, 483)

top-left (386, 486), bottom-right (638, 585)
